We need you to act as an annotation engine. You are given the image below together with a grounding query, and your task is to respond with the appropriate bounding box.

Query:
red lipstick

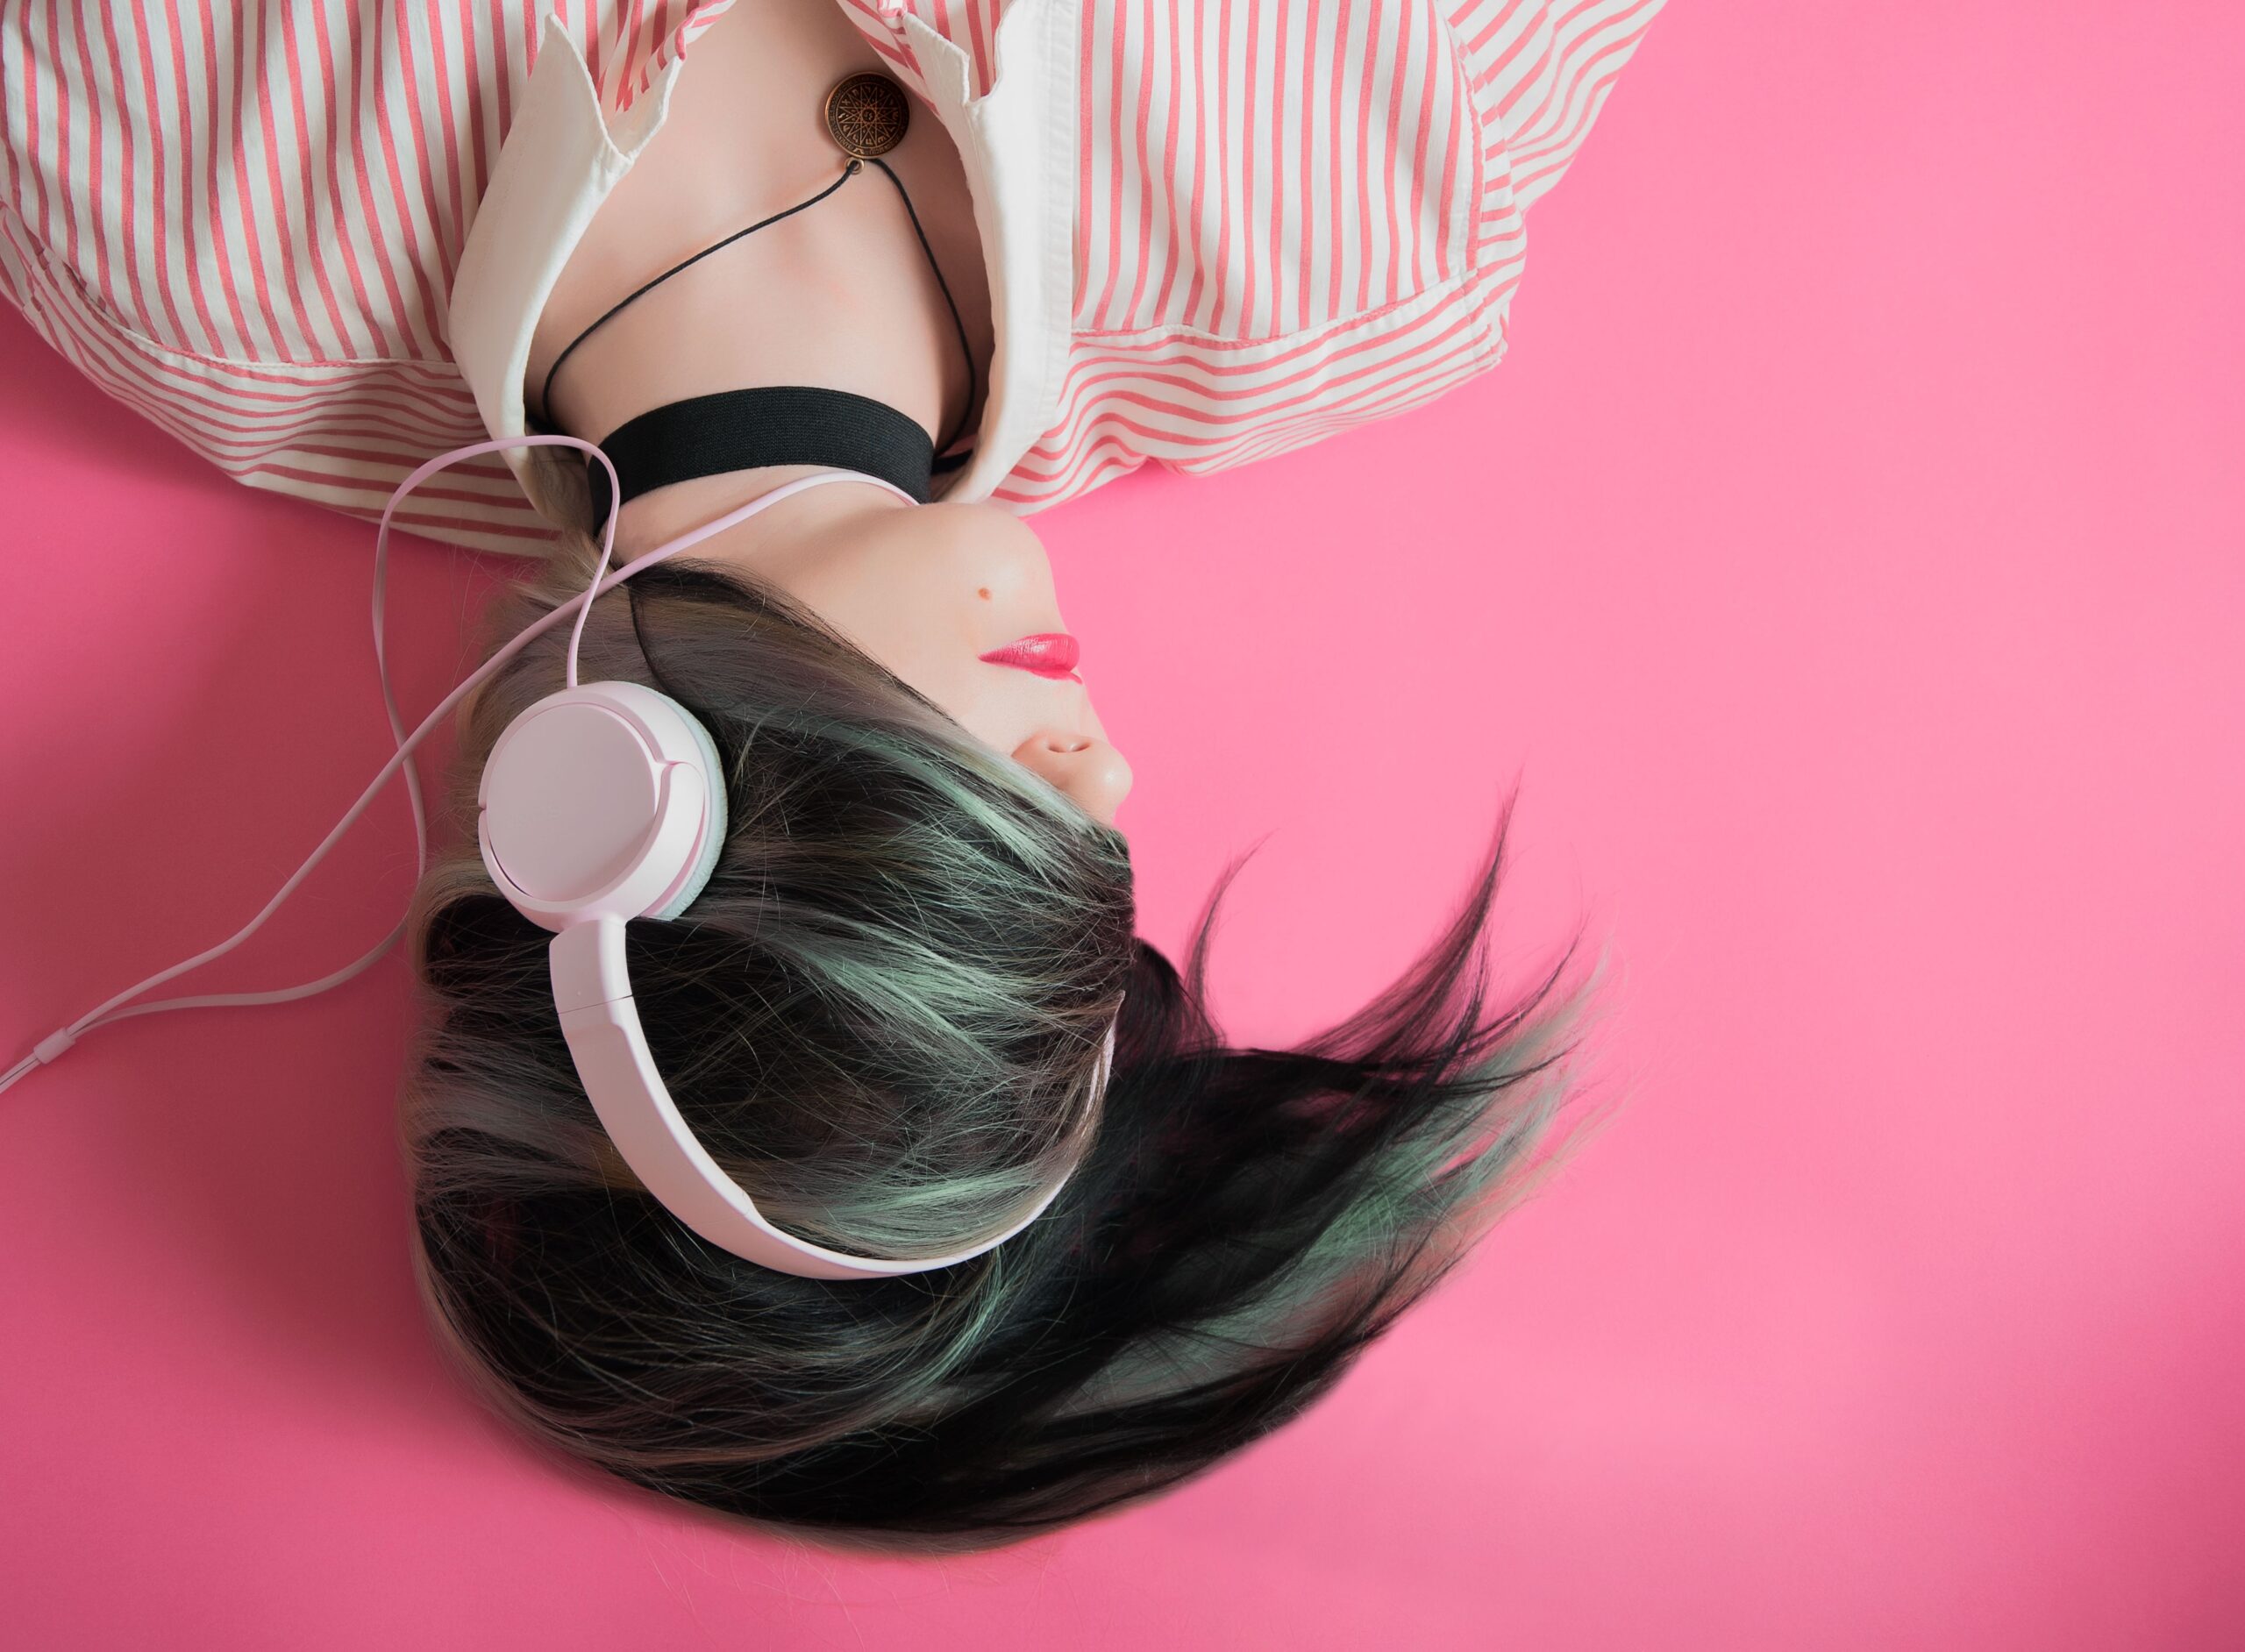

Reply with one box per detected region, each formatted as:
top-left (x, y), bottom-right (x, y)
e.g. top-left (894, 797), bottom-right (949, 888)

top-left (978, 632), bottom-right (1082, 681)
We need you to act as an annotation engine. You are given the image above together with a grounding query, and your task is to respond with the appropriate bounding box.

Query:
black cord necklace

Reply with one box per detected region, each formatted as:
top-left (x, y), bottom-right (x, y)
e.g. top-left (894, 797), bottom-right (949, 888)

top-left (538, 73), bottom-right (980, 500)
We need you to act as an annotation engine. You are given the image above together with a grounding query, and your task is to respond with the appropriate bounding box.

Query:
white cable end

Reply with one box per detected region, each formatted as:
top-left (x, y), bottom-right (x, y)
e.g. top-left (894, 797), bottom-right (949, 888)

top-left (31, 1028), bottom-right (78, 1066)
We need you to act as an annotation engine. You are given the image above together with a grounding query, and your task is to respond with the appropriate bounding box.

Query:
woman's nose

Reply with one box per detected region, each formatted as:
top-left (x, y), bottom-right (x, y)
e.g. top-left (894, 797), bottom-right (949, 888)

top-left (1012, 730), bottom-right (1133, 826)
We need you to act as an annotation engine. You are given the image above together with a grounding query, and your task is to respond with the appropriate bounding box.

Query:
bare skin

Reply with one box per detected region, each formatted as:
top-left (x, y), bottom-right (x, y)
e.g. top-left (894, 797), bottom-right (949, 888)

top-left (527, 0), bottom-right (1132, 826)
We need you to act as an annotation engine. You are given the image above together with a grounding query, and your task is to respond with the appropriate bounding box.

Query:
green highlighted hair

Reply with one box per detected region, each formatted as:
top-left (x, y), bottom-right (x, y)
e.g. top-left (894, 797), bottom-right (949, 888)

top-left (404, 539), bottom-right (1587, 1551)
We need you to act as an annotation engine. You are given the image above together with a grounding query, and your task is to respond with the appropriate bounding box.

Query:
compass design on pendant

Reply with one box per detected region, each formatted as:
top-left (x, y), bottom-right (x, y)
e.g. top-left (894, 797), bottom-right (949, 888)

top-left (823, 73), bottom-right (909, 160)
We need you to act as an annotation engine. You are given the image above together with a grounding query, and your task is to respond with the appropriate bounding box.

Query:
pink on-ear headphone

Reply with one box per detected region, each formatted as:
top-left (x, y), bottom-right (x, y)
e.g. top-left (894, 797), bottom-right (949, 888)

top-left (3, 437), bottom-right (1115, 1280)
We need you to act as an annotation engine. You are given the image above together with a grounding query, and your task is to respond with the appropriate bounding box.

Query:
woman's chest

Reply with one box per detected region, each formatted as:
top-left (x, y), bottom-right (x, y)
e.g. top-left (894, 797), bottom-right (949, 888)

top-left (524, 0), bottom-right (994, 449)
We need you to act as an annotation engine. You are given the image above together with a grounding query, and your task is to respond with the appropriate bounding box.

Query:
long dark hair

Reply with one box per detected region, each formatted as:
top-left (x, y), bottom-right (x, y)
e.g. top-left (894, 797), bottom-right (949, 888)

top-left (403, 539), bottom-right (1588, 1551)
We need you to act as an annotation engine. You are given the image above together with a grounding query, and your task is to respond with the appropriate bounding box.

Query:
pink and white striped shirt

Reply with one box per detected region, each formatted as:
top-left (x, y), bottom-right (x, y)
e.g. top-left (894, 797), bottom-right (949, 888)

top-left (0, 0), bottom-right (1662, 553)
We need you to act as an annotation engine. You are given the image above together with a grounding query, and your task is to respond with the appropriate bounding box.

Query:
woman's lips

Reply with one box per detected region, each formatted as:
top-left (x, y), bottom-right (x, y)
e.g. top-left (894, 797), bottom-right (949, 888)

top-left (978, 632), bottom-right (1082, 682)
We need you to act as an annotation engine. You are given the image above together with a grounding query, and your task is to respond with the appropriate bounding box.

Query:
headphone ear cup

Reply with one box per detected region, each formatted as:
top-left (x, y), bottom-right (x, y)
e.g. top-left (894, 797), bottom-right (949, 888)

top-left (478, 680), bottom-right (730, 929)
top-left (648, 691), bottom-right (728, 920)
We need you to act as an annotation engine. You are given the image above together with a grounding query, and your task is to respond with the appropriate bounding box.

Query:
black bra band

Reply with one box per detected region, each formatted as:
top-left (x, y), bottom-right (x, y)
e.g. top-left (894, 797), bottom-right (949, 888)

top-left (585, 385), bottom-right (972, 521)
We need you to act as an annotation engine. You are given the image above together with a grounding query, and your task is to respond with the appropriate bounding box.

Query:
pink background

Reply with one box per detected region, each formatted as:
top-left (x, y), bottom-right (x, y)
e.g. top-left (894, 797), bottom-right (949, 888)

top-left (3, 3), bottom-right (2240, 1646)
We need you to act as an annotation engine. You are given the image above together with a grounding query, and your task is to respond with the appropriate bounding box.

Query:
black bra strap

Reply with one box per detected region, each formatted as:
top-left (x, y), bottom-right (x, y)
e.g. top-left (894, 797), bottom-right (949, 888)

top-left (587, 386), bottom-right (942, 521)
top-left (538, 166), bottom-right (859, 424)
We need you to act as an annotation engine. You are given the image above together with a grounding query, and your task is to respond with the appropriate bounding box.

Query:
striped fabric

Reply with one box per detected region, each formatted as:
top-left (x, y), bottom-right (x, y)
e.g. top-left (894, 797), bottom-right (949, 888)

top-left (0, 0), bottom-right (1661, 552)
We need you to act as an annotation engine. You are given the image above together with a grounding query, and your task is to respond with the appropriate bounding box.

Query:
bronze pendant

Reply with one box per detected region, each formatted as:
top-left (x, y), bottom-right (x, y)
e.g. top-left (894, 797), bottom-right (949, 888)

top-left (823, 73), bottom-right (909, 160)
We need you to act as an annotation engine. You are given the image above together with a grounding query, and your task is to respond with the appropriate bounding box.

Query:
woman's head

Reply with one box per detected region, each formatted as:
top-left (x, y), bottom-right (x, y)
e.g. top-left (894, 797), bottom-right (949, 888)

top-left (404, 529), bottom-right (1586, 1550)
top-left (418, 537), bottom-right (1133, 1250)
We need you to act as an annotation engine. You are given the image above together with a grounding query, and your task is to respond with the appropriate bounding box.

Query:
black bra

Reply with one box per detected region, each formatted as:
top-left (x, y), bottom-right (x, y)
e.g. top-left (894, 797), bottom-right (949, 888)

top-left (578, 383), bottom-right (970, 523)
top-left (538, 153), bottom-right (978, 524)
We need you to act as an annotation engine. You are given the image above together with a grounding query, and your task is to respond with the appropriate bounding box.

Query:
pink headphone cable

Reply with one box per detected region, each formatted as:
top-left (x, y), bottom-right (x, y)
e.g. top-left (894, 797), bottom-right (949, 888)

top-left (1, 438), bottom-right (896, 1096)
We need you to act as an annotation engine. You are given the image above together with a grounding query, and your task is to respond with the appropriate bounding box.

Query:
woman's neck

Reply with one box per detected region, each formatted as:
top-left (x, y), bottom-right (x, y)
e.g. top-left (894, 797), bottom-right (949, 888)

top-left (608, 463), bottom-right (911, 564)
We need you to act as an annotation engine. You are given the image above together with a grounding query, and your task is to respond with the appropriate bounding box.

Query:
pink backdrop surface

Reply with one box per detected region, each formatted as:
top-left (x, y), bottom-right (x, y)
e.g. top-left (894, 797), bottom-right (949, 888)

top-left (3, 3), bottom-right (2239, 1647)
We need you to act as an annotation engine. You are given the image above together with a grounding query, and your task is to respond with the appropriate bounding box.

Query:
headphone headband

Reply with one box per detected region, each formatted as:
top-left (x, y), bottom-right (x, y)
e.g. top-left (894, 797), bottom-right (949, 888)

top-left (481, 673), bottom-right (1113, 1281)
top-left (550, 921), bottom-right (1115, 1279)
